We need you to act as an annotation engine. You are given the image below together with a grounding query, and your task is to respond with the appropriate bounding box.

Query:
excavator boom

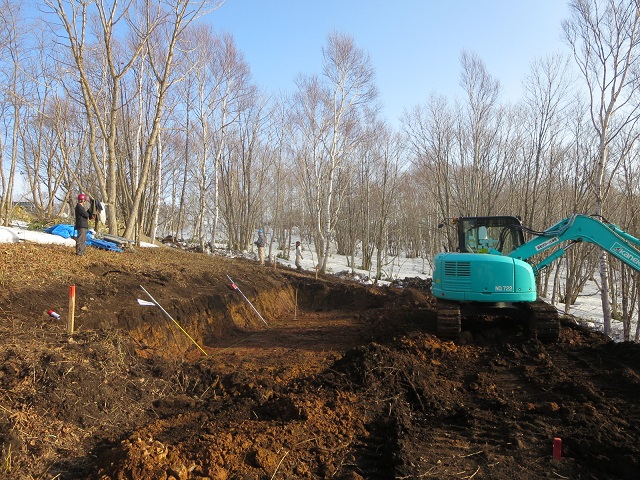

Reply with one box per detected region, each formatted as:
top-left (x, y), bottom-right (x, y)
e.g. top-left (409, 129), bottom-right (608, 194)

top-left (508, 214), bottom-right (640, 274)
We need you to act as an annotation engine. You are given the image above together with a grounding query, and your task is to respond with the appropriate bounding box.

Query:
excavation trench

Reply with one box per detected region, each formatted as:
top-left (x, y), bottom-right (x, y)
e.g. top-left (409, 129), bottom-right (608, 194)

top-left (117, 273), bottom-right (430, 360)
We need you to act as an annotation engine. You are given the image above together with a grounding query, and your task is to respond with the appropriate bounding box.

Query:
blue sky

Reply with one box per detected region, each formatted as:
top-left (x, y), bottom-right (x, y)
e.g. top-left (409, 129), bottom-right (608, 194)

top-left (208, 1), bottom-right (572, 125)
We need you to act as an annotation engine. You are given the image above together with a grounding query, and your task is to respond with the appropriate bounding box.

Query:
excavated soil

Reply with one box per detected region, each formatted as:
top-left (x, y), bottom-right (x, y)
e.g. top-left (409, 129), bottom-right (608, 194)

top-left (1, 243), bottom-right (639, 480)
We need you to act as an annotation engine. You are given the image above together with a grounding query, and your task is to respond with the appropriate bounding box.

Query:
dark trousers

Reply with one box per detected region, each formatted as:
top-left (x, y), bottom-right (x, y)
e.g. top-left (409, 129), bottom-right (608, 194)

top-left (76, 228), bottom-right (87, 255)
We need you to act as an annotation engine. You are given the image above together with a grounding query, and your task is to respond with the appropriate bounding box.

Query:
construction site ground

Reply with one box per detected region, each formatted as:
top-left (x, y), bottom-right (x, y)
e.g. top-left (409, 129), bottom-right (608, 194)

top-left (0, 242), bottom-right (639, 480)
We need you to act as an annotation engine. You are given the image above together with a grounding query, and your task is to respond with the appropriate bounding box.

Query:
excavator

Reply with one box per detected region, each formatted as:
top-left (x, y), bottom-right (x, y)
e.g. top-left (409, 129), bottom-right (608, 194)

top-left (432, 214), bottom-right (640, 342)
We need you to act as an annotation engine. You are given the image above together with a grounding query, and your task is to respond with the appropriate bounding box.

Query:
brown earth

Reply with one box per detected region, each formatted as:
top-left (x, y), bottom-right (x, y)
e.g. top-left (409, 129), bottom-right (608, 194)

top-left (0, 242), bottom-right (639, 480)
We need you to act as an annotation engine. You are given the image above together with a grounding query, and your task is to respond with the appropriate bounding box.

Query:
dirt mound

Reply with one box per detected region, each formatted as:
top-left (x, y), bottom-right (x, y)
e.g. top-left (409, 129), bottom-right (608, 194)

top-left (0, 243), bottom-right (639, 479)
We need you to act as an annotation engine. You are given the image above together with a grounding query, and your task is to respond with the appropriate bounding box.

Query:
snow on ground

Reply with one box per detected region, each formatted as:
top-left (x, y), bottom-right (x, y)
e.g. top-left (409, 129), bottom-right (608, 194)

top-left (1, 226), bottom-right (76, 247)
top-left (0, 225), bottom-right (158, 248)
top-left (552, 281), bottom-right (633, 343)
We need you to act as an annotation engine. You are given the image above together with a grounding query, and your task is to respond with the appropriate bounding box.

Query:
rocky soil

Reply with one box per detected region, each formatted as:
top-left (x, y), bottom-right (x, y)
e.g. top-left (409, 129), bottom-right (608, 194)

top-left (0, 242), bottom-right (639, 479)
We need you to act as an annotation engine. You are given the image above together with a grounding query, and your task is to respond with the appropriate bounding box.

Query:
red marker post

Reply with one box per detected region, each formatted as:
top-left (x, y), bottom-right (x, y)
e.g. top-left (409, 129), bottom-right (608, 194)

top-left (68, 285), bottom-right (76, 335)
top-left (553, 437), bottom-right (562, 461)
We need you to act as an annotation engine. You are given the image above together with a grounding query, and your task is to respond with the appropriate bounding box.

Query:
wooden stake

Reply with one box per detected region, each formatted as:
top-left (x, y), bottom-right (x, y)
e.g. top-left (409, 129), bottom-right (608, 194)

top-left (294, 288), bottom-right (298, 320)
top-left (68, 285), bottom-right (76, 335)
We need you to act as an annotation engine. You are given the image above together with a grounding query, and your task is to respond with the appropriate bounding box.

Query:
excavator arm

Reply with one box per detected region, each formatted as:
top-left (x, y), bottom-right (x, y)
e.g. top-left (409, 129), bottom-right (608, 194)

top-left (507, 214), bottom-right (640, 275)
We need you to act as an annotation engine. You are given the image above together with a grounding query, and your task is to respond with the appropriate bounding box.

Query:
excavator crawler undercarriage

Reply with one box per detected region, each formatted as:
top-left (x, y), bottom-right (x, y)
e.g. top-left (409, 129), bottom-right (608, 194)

top-left (436, 298), bottom-right (560, 343)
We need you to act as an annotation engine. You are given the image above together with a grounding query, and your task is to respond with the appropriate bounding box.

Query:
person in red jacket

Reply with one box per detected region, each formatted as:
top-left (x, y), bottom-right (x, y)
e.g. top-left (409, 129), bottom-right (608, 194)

top-left (75, 193), bottom-right (91, 256)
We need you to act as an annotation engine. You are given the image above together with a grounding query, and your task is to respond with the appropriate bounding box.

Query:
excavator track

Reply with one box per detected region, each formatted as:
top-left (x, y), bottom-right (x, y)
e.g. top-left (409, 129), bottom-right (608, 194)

top-left (436, 298), bottom-right (461, 340)
top-left (435, 298), bottom-right (560, 343)
top-left (522, 299), bottom-right (560, 343)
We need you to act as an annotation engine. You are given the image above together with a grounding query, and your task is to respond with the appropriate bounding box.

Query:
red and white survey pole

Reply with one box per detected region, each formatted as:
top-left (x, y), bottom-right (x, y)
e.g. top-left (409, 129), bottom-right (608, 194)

top-left (227, 275), bottom-right (268, 326)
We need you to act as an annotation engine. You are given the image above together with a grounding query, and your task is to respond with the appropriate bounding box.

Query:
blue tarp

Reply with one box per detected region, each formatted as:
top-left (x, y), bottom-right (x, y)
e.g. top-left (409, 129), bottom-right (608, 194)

top-left (87, 237), bottom-right (122, 252)
top-left (45, 224), bottom-right (122, 252)
top-left (45, 223), bottom-right (85, 239)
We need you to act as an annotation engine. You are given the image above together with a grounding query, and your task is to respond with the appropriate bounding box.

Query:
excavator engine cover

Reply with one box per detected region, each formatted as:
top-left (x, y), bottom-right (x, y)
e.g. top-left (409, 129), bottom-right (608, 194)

top-left (432, 252), bottom-right (537, 302)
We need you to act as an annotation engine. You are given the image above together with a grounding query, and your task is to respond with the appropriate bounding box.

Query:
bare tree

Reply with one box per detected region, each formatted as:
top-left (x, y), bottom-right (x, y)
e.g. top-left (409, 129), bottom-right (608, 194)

top-left (291, 74), bottom-right (331, 266)
top-left (184, 27), bottom-right (251, 250)
top-left (402, 94), bottom-right (457, 251)
top-left (46, 0), bottom-right (215, 238)
top-left (292, 32), bottom-right (377, 272)
top-left (371, 124), bottom-right (404, 282)
top-left (264, 96), bottom-right (296, 261)
top-left (457, 50), bottom-right (501, 215)
top-left (520, 54), bottom-right (573, 227)
top-left (563, 0), bottom-right (640, 334)
top-left (603, 130), bottom-right (640, 338)
top-left (0, 0), bottom-right (27, 225)
top-left (218, 92), bottom-right (269, 251)
top-left (47, 0), bottom-right (153, 233)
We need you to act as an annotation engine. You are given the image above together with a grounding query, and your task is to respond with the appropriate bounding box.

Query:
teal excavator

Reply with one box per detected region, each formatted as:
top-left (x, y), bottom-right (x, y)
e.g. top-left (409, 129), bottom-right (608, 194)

top-left (432, 214), bottom-right (640, 342)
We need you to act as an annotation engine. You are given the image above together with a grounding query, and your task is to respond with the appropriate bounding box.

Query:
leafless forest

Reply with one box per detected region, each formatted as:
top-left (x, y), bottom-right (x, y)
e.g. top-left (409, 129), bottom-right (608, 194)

top-left (1, 0), bottom-right (640, 340)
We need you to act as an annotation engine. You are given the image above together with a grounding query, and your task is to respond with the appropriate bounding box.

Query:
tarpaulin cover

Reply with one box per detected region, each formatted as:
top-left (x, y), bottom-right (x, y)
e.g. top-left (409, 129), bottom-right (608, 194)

top-left (45, 224), bottom-right (122, 252)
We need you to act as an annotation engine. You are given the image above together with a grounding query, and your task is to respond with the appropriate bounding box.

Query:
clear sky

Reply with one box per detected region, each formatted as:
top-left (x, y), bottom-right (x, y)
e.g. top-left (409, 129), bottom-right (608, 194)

top-left (208, 0), bottom-right (572, 125)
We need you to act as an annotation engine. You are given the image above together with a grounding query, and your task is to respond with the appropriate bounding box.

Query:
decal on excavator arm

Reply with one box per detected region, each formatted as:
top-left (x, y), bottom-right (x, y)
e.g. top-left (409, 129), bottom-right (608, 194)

top-left (612, 242), bottom-right (640, 268)
top-left (535, 236), bottom-right (559, 251)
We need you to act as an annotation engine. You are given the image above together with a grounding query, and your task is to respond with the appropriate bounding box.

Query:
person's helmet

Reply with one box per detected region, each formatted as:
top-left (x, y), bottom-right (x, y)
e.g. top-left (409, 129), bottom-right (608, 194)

top-left (78, 193), bottom-right (87, 202)
top-left (258, 229), bottom-right (263, 233)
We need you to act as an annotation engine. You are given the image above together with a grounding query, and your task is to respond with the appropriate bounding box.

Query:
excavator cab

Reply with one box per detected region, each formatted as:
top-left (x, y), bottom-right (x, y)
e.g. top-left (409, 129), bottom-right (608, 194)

top-left (456, 216), bottom-right (525, 254)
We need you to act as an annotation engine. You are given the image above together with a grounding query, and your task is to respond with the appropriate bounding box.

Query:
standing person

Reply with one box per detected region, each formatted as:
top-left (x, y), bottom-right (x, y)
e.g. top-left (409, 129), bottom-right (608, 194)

top-left (295, 241), bottom-right (304, 271)
top-left (255, 229), bottom-right (266, 265)
top-left (75, 193), bottom-right (91, 256)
